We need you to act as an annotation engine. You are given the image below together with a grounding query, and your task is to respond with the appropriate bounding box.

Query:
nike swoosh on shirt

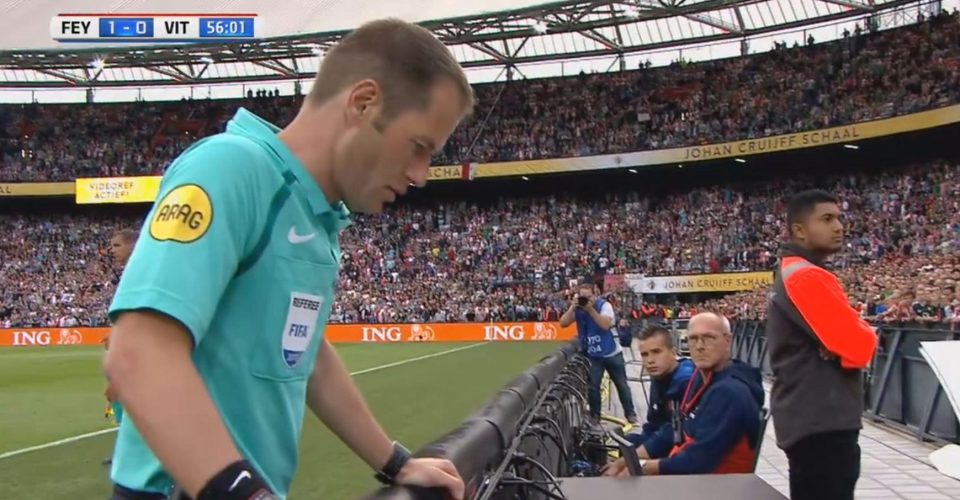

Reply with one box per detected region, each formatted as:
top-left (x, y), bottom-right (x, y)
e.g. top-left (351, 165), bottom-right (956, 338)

top-left (288, 227), bottom-right (317, 244)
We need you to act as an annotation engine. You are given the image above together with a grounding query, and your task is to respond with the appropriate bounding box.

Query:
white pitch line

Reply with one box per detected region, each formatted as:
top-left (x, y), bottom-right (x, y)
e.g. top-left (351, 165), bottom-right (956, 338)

top-left (0, 427), bottom-right (119, 460)
top-left (0, 342), bottom-right (488, 460)
top-left (349, 341), bottom-right (486, 375)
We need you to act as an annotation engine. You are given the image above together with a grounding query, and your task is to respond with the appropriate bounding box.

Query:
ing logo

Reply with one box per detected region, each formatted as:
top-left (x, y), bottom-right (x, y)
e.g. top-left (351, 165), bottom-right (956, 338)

top-left (407, 324), bottom-right (436, 342)
top-left (57, 329), bottom-right (83, 345)
top-left (532, 323), bottom-right (558, 340)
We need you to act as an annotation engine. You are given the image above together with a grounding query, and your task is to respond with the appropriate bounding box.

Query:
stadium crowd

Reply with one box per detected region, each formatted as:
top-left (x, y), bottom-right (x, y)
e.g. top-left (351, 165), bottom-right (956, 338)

top-left (693, 252), bottom-right (960, 325)
top-left (440, 11), bottom-right (960, 164)
top-left (1, 12), bottom-right (960, 182)
top-left (2, 13), bottom-right (960, 328)
top-left (2, 160), bottom-right (958, 328)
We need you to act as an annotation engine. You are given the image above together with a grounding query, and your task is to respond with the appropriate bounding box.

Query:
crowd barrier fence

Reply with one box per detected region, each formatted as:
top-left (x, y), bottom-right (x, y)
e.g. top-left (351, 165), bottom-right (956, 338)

top-left (362, 341), bottom-right (590, 500)
top-left (730, 320), bottom-right (959, 445)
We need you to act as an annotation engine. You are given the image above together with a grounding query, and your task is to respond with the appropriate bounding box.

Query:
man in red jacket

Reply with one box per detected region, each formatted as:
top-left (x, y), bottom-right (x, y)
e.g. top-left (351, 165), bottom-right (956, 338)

top-left (603, 312), bottom-right (763, 477)
top-left (766, 189), bottom-right (878, 500)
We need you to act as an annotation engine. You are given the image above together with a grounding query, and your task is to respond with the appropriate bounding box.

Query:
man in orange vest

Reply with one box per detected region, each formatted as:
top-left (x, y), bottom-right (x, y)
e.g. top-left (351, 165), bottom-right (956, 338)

top-left (766, 190), bottom-right (877, 500)
top-left (603, 312), bottom-right (763, 476)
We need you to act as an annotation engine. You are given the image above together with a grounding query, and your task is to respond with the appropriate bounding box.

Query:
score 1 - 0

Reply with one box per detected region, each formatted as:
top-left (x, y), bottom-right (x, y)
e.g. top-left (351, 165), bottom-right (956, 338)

top-left (100, 18), bottom-right (154, 38)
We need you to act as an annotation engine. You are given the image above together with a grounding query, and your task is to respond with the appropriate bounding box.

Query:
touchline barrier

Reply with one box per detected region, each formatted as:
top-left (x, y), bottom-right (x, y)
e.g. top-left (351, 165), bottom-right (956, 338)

top-left (730, 320), bottom-right (960, 446)
top-left (363, 341), bottom-right (591, 500)
top-left (357, 320), bottom-right (958, 499)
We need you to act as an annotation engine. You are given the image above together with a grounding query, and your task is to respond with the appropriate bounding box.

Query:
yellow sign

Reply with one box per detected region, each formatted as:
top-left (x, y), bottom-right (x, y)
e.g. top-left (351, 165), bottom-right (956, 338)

top-left (681, 126), bottom-right (862, 161)
top-left (427, 165), bottom-right (463, 181)
top-left (149, 184), bottom-right (213, 243)
top-left (457, 103), bottom-right (960, 178)
top-left (75, 176), bottom-right (162, 204)
top-left (71, 165), bottom-right (463, 205)
top-left (0, 182), bottom-right (73, 196)
top-left (640, 272), bottom-right (774, 294)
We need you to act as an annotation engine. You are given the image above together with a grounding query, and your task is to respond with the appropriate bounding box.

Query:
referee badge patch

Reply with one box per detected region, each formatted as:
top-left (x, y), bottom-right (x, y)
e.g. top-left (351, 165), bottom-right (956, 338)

top-left (149, 184), bottom-right (213, 243)
top-left (282, 292), bottom-right (324, 368)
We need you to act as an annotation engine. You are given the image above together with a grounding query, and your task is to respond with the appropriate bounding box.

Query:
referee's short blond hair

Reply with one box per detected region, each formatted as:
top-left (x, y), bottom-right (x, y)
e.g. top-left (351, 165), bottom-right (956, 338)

top-left (112, 228), bottom-right (138, 244)
top-left (308, 18), bottom-right (474, 124)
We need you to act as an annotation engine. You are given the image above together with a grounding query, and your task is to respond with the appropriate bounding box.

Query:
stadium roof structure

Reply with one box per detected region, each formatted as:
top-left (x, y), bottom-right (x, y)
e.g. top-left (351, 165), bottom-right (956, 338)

top-left (0, 0), bottom-right (929, 88)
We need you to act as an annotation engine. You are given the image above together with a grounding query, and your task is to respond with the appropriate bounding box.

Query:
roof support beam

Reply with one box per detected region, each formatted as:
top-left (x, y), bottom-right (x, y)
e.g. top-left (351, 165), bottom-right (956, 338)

top-left (610, 4), bottom-right (627, 51)
top-left (467, 41), bottom-right (509, 62)
top-left (816, 0), bottom-right (874, 11)
top-left (170, 65), bottom-right (195, 81)
top-left (635, 0), bottom-right (744, 33)
top-left (733, 5), bottom-right (746, 31)
top-left (34, 68), bottom-right (84, 86)
top-left (508, 37), bottom-right (530, 59)
top-left (570, 2), bottom-right (613, 23)
top-left (0, 0), bottom-right (921, 88)
top-left (684, 12), bottom-right (743, 33)
top-left (251, 59), bottom-right (297, 78)
top-left (581, 29), bottom-right (622, 50)
top-left (140, 65), bottom-right (191, 83)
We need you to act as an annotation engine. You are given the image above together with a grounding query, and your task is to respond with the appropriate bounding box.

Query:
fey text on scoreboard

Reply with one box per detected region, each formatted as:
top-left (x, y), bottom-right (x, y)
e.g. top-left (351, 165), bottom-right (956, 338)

top-left (51, 14), bottom-right (259, 42)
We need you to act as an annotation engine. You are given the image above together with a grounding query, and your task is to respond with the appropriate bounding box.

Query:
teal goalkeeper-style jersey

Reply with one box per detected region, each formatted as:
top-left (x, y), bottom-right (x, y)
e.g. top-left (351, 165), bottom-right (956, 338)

top-left (108, 108), bottom-right (350, 498)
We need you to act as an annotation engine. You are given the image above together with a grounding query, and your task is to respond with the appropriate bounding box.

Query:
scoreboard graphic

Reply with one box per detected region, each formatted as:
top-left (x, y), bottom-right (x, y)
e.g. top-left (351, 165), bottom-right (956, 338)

top-left (51, 13), bottom-right (261, 42)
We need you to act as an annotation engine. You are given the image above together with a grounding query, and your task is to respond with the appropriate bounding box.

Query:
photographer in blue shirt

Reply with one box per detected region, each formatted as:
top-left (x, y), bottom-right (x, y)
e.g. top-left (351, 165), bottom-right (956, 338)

top-left (560, 282), bottom-right (639, 424)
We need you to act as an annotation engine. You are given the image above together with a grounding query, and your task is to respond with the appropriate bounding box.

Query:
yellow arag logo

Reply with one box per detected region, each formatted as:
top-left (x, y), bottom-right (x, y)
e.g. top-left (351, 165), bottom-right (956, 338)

top-left (149, 184), bottom-right (213, 243)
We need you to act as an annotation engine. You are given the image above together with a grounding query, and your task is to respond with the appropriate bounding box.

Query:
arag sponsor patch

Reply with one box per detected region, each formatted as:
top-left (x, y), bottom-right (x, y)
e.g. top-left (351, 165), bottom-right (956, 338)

top-left (149, 184), bottom-right (213, 243)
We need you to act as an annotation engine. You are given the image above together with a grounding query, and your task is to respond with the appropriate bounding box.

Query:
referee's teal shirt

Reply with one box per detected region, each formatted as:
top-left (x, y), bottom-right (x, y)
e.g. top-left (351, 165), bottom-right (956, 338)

top-left (108, 108), bottom-right (351, 498)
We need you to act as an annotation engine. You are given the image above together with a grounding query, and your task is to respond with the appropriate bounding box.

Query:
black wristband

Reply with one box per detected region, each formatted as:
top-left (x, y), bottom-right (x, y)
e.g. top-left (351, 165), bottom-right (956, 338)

top-left (197, 460), bottom-right (277, 500)
top-left (375, 442), bottom-right (412, 485)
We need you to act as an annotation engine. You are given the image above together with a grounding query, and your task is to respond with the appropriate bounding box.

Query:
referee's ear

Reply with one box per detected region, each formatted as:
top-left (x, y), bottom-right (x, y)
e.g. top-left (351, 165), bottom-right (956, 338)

top-left (344, 79), bottom-right (383, 127)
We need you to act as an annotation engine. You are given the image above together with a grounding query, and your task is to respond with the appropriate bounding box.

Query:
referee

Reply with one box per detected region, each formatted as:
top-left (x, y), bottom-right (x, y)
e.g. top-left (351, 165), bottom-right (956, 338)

top-left (102, 228), bottom-right (138, 467)
top-left (103, 19), bottom-right (473, 500)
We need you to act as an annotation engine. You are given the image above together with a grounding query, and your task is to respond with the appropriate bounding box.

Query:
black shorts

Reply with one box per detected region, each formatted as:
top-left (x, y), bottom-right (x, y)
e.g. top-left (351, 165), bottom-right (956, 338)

top-left (110, 484), bottom-right (185, 500)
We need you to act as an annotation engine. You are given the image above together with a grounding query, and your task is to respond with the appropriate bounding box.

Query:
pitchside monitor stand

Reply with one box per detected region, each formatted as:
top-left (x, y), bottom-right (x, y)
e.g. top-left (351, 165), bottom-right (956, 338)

top-left (607, 431), bottom-right (644, 476)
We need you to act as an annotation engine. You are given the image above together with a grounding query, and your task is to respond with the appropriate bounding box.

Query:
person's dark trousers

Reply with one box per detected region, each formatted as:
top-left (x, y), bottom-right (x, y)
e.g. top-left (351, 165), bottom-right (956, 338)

top-left (587, 352), bottom-right (637, 419)
top-left (109, 484), bottom-right (168, 500)
top-left (786, 430), bottom-right (861, 500)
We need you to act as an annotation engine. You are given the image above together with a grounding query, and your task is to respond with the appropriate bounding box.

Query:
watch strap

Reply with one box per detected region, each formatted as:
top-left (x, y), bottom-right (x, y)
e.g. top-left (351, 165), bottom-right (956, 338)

top-left (375, 442), bottom-right (412, 485)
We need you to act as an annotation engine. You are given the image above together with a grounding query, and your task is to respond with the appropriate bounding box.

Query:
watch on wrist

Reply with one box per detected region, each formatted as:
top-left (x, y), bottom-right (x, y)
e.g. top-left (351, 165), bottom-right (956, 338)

top-left (375, 441), bottom-right (412, 485)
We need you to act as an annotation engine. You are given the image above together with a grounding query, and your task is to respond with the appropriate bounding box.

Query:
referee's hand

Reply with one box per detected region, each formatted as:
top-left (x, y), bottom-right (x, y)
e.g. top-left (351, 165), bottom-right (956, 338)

top-left (395, 458), bottom-right (465, 500)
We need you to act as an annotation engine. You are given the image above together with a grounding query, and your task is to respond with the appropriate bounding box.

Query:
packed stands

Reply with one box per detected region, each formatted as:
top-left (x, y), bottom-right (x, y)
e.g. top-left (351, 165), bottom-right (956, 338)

top-left (439, 13), bottom-right (960, 164)
top-left (699, 253), bottom-right (960, 324)
top-left (3, 160), bottom-right (958, 328)
top-left (3, 14), bottom-right (960, 328)
top-left (1, 12), bottom-right (960, 182)
top-left (0, 214), bottom-right (125, 328)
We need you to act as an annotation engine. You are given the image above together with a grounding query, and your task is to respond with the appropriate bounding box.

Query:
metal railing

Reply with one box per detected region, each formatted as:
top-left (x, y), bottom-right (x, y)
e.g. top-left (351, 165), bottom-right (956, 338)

top-left (730, 321), bottom-right (959, 445)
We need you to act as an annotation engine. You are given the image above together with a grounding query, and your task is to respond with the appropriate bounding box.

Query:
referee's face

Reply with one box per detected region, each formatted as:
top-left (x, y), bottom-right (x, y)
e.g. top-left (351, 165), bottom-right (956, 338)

top-left (339, 79), bottom-right (466, 213)
top-left (110, 236), bottom-right (134, 266)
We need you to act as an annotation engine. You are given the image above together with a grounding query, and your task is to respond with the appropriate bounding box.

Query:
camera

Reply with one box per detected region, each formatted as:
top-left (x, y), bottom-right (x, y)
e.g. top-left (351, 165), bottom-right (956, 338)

top-left (578, 296), bottom-right (589, 307)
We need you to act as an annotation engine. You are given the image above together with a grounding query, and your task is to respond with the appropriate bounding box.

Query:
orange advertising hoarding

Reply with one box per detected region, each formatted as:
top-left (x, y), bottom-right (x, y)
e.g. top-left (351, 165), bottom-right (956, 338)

top-left (0, 327), bottom-right (110, 347)
top-left (0, 322), bottom-right (576, 347)
top-left (324, 322), bottom-right (576, 343)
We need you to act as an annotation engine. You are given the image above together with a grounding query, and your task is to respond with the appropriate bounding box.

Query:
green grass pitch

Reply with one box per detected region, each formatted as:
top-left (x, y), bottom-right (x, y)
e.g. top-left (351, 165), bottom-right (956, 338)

top-left (0, 341), bottom-right (562, 498)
